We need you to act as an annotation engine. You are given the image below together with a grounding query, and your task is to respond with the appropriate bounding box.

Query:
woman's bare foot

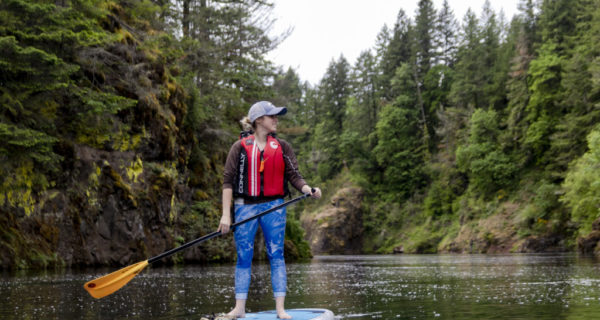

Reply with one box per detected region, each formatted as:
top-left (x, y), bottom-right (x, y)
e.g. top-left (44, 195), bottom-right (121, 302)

top-left (275, 296), bottom-right (291, 319)
top-left (224, 308), bottom-right (245, 318)
top-left (224, 299), bottom-right (246, 318)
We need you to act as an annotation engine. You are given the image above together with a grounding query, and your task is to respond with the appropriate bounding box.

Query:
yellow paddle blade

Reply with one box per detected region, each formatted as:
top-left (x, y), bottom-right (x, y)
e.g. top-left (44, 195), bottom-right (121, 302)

top-left (84, 260), bottom-right (149, 299)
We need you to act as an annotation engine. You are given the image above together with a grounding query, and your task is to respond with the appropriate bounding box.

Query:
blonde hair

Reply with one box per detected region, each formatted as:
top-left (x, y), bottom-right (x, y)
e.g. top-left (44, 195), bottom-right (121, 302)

top-left (240, 116), bottom-right (254, 131)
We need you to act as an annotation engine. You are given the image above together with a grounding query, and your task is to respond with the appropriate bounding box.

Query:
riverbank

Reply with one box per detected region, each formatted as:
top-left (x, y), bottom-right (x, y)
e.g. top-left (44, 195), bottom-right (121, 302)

top-left (294, 170), bottom-right (600, 257)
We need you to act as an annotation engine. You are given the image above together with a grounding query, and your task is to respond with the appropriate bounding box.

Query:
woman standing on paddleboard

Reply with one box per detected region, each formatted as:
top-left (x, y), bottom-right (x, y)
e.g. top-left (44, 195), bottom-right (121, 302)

top-left (218, 101), bottom-right (322, 319)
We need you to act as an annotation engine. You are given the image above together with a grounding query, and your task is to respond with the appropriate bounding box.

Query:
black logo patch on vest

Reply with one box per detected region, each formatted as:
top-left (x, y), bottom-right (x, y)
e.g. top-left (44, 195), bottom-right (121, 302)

top-left (237, 151), bottom-right (247, 194)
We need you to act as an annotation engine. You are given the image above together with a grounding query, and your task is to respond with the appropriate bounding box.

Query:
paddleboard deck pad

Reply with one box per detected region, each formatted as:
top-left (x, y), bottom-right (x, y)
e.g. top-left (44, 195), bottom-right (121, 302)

top-left (213, 308), bottom-right (334, 320)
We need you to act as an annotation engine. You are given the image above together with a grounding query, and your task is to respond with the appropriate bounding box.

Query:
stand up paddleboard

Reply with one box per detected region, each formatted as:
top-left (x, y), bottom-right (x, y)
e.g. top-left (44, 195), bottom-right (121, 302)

top-left (214, 308), bottom-right (334, 320)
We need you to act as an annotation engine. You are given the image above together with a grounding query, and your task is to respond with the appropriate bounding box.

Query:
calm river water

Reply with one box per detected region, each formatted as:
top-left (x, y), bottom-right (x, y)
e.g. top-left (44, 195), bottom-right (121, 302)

top-left (2, 254), bottom-right (600, 319)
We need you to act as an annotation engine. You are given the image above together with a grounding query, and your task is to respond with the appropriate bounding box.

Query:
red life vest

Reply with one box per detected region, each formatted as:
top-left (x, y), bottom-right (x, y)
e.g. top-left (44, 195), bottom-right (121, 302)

top-left (234, 134), bottom-right (286, 198)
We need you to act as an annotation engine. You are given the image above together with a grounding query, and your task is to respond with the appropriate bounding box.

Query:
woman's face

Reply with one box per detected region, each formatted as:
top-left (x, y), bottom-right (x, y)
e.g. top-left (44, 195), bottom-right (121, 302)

top-left (255, 115), bottom-right (278, 133)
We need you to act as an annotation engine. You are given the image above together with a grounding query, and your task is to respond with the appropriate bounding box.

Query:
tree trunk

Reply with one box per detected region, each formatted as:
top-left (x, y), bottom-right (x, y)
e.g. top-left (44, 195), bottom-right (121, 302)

top-left (413, 64), bottom-right (431, 157)
top-left (182, 0), bottom-right (190, 38)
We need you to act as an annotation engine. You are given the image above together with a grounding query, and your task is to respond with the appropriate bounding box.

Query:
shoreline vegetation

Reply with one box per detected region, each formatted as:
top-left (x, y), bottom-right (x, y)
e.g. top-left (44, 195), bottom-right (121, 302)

top-left (2, 0), bottom-right (600, 270)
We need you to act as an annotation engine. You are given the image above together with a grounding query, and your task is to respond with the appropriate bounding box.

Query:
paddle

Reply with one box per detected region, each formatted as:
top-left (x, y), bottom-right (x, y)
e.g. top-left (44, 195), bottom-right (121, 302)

top-left (84, 191), bottom-right (314, 299)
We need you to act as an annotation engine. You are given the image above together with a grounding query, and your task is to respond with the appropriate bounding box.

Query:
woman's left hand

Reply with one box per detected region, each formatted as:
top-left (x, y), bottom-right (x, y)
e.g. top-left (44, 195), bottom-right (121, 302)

top-left (310, 187), bottom-right (322, 199)
top-left (303, 185), bottom-right (321, 199)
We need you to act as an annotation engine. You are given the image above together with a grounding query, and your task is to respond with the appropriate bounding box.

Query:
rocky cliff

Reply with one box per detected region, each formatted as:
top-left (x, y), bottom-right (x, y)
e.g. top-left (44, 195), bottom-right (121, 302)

top-left (301, 187), bottom-right (364, 255)
top-left (0, 73), bottom-right (231, 268)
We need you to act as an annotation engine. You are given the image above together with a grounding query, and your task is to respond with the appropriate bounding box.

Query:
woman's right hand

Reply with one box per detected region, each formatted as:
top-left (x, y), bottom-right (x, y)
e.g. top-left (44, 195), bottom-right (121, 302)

top-left (218, 214), bottom-right (231, 234)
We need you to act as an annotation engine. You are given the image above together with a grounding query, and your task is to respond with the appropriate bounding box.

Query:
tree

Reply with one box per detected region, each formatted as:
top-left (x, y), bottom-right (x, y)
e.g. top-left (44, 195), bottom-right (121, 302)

top-left (374, 24), bottom-right (391, 66)
top-left (546, 0), bottom-right (600, 174)
top-left (340, 51), bottom-right (380, 172)
top-left (320, 56), bottom-right (351, 129)
top-left (436, 0), bottom-right (459, 66)
top-left (538, 0), bottom-right (577, 53)
top-left (505, 2), bottom-right (539, 152)
top-left (381, 9), bottom-right (414, 100)
top-left (523, 42), bottom-right (563, 162)
top-left (406, 0), bottom-right (439, 153)
top-left (561, 126), bottom-right (600, 235)
top-left (449, 9), bottom-right (484, 109)
top-left (272, 67), bottom-right (303, 126)
top-left (312, 56), bottom-right (351, 180)
top-left (349, 51), bottom-right (379, 135)
top-left (373, 64), bottom-right (426, 198)
top-left (414, 0), bottom-right (437, 80)
top-left (456, 109), bottom-right (516, 196)
top-left (422, 64), bottom-right (454, 143)
top-left (517, 0), bottom-right (539, 51)
top-left (480, 0), bottom-right (508, 110)
top-left (176, 0), bottom-right (279, 123)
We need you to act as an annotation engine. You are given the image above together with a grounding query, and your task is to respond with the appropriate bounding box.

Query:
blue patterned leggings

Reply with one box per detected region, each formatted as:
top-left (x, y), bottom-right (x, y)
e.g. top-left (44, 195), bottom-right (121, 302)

top-left (233, 198), bottom-right (287, 300)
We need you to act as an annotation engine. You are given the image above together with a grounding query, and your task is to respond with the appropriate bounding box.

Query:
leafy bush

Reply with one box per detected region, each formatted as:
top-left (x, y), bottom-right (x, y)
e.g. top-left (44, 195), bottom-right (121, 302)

top-left (424, 178), bottom-right (455, 217)
top-left (284, 217), bottom-right (312, 261)
top-left (517, 181), bottom-right (562, 235)
top-left (456, 109), bottom-right (517, 196)
top-left (561, 127), bottom-right (600, 235)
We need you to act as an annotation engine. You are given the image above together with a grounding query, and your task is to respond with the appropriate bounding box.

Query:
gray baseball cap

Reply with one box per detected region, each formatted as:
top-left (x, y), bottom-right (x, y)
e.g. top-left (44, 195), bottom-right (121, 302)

top-left (248, 101), bottom-right (287, 122)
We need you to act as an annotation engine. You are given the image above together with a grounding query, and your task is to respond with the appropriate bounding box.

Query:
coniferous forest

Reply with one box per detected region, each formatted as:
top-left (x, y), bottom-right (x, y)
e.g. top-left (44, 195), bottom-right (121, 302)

top-left (1, 0), bottom-right (600, 269)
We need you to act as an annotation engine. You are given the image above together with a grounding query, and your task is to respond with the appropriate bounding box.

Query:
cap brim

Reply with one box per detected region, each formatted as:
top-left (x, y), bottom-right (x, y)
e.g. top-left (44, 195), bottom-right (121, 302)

top-left (266, 106), bottom-right (287, 116)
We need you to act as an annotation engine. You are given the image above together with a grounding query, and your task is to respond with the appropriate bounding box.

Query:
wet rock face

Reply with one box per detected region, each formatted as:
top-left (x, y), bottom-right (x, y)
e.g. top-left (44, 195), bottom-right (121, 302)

top-left (516, 235), bottom-right (568, 253)
top-left (0, 143), bottom-right (192, 268)
top-left (577, 232), bottom-right (600, 254)
top-left (69, 146), bottom-right (179, 267)
top-left (577, 218), bottom-right (600, 254)
top-left (301, 187), bottom-right (364, 255)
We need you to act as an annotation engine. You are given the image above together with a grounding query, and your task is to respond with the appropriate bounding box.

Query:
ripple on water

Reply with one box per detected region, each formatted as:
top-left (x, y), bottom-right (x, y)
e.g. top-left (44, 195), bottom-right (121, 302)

top-left (2, 254), bottom-right (600, 319)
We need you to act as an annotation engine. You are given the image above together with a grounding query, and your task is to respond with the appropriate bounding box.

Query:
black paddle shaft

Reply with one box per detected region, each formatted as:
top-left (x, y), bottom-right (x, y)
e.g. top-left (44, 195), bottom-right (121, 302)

top-left (148, 191), bottom-right (314, 264)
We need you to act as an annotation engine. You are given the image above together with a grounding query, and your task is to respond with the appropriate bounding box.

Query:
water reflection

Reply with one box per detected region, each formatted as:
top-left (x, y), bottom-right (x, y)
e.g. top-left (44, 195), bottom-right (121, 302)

top-left (1, 254), bottom-right (600, 319)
